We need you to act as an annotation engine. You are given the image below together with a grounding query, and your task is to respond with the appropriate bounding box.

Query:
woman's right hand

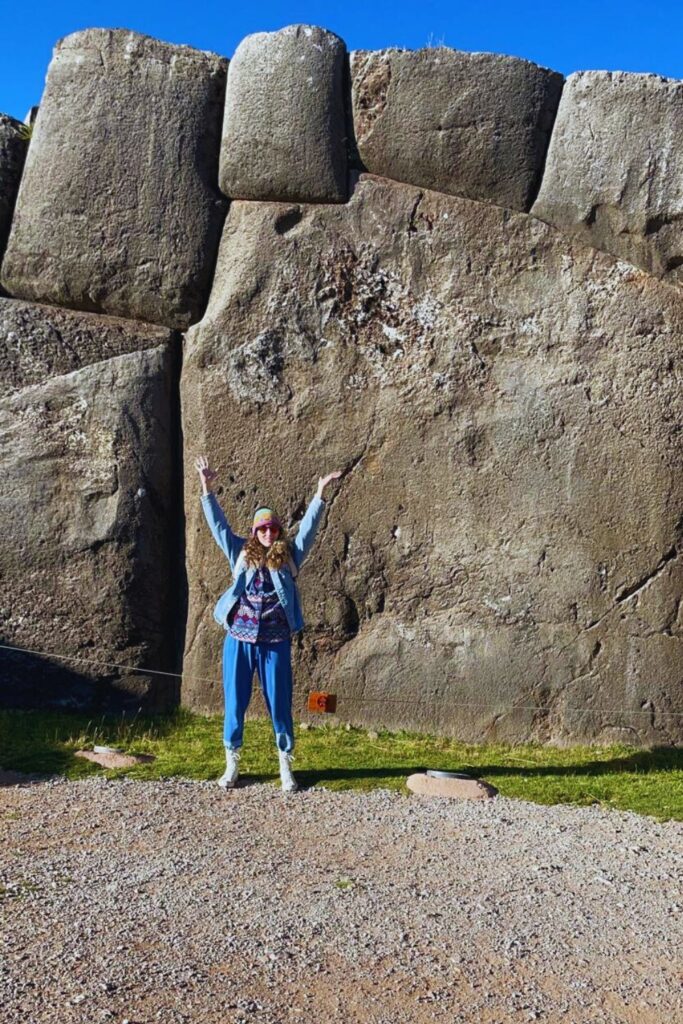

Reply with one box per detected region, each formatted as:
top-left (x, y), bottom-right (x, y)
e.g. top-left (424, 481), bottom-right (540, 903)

top-left (194, 454), bottom-right (218, 495)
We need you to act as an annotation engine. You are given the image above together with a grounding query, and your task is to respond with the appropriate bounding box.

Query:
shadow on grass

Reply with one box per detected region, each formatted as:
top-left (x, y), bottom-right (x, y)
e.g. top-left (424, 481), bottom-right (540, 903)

top-left (296, 766), bottom-right (427, 785)
top-left (2, 706), bottom-right (680, 788)
top-left (285, 747), bottom-right (682, 786)
top-left (0, 708), bottom-right (193, 777)
top-left (468, 747), bottom-right (682, 779)
top-left (0, 643), bottom-right (184, 778)
top-left (289, 748), bottom-right (683, 788)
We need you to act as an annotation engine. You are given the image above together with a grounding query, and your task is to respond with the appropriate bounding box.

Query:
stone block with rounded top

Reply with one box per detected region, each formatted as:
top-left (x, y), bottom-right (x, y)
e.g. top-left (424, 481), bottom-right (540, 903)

top-left (219, 24), bottom-right (347, 202)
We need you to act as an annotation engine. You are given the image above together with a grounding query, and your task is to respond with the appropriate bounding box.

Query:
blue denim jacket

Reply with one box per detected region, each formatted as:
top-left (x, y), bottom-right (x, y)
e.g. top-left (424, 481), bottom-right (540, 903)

top-left (200, 492), bottom-right (326, 633)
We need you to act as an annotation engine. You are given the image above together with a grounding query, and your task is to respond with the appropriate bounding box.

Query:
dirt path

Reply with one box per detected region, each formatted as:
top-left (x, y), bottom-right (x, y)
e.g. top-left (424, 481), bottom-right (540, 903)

top-left (1, 777), bottom-right (681, 1023)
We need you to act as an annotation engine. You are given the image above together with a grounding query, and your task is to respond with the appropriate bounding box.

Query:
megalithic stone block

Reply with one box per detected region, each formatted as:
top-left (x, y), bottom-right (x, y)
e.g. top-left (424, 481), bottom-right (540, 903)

top-left (1, 297), bottom-right (172, 394)
top-left (0, 298), bottom-right (184, 712)
top-left (0, 114), bottom-right (29, 263)
top-left (180, 175), bottom-right (683, 745)
top-left (350, 48), bottom-right (563, 212)
top-left (219, 25), bottom-right (347, 202)
top-left (532, 71), bottom-right (683, 285)
top-left (1, 29), bottom-right (228, 329)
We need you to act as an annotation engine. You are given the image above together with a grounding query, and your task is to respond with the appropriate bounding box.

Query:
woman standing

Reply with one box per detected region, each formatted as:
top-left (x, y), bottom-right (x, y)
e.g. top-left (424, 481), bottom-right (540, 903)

top-left (195, 455), bottom-right (342, 792)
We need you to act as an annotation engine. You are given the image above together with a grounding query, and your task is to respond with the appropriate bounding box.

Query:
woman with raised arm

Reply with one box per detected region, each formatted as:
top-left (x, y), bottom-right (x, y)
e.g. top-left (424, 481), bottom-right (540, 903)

top-left (195, 455), bottom-right (342, 793)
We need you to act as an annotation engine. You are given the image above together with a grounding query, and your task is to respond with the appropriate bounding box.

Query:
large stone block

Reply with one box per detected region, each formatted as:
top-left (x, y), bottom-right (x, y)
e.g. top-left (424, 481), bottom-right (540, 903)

top-left (1, 29), bottom-right (227, 329)
top-left (532, 71), bottom-right (683, 285)
top-left (0, 114), bottom-right (28, 264)
top-left (0, 300), bottom-right (184, 711)
top-left (219, 25), bottom-right (347, 202)
top-left (180, 175), bottom-right (683, 745)
top-left (1, 297), bottom-right (170, 395)
top-left (350, 48), bottom-right (563, 212)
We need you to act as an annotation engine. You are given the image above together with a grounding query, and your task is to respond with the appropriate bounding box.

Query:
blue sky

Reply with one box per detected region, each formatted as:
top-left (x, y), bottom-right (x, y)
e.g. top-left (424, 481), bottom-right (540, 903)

top-left (2, 0), bottom-right (682, 120)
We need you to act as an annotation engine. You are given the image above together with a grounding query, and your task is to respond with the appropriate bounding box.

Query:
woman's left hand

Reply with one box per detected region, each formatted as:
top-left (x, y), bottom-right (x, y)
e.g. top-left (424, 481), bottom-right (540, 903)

top-left (316, 470), bottom-right (343, 499)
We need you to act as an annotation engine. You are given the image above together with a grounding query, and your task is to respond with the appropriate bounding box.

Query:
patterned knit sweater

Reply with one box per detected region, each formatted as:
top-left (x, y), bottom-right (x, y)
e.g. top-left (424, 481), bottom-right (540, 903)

top-left (227, 566), bottom-right (291, 644)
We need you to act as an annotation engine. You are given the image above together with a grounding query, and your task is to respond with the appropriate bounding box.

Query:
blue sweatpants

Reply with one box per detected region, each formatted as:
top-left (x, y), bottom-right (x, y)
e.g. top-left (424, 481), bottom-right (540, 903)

top-left (222, 633), bottom-right (294, 753)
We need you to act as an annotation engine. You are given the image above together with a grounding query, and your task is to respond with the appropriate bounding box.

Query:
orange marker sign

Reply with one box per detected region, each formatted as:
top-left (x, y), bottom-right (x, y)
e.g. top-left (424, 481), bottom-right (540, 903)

top-left (307, 691), bottom-right (337, 714)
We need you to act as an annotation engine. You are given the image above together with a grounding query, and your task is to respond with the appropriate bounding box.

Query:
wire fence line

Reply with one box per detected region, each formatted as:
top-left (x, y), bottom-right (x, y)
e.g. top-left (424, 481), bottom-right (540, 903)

top-left (1, 641), bottom-right (681, 719)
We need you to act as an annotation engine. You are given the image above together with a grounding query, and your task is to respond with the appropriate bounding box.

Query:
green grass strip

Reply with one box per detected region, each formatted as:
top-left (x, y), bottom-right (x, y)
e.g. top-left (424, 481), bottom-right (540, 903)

top-left (1, 709), bottom-right (681, 822)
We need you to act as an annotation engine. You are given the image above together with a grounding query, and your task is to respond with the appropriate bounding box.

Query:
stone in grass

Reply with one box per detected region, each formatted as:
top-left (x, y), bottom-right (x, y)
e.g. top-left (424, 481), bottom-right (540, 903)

top-left (406, 773), bottom-right (498, 800)
top-left (75, 750), bottom-right (156, 769)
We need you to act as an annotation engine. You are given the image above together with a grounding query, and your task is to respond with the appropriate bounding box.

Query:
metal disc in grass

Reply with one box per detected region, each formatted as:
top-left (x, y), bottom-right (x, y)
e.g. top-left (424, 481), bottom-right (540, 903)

top-left (426, 770), bottom-right (474, 780)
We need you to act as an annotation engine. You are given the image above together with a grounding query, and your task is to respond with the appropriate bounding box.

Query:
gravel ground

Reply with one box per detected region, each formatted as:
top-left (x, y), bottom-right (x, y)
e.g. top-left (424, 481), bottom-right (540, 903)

top-left (1, 776), bottom-right (681, 1024)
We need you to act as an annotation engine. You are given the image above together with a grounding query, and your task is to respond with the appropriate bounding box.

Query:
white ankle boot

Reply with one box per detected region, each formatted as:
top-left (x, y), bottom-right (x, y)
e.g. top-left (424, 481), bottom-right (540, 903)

top-left (278, 750), bottom-right (299, 792)
top-left (218, 747), bottom-right (241, 789)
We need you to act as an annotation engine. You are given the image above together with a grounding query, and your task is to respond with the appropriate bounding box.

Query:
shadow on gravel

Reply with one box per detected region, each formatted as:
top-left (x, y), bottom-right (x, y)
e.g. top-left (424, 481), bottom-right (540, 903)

top-left (0, 770), bottom-right (52, 788)
top-left (225, 768), bottom-right (426, 788)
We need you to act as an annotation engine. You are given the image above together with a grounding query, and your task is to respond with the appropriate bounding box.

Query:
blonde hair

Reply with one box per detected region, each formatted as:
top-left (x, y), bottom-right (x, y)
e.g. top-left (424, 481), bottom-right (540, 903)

top-left (242, 530), bottom-right (292, 571)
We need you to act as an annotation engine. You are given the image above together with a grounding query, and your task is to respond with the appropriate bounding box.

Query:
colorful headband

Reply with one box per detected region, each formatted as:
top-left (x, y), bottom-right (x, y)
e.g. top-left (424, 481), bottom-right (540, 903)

top-left (251, 507), bottom-right (281, 535)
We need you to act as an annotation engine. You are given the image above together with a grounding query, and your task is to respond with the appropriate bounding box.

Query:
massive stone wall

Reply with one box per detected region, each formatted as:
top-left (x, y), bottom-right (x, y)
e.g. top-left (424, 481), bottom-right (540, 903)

top-left (0, 24), bottom-right (681, 742)
top-left (0, 300), bottom-right (184, 711)
top-left (350, 49), bottom-right (563, 211)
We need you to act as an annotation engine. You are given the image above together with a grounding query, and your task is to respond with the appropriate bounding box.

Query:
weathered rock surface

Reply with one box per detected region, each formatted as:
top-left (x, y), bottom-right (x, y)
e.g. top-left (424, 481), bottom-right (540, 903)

top-left (350, 48), bottom-right (563, 212)
top-left (0, 300), bottom-right (184, 711)
top-left (181, 174), bottom-right (683, 744)
top-left (406, 773), bottom-right (498, 799)
top-left (1, 297), bottom-right (171, 395)
top-left (0, 29), bottom-right (227, 329)
top-left (532, 71), bottom-right (683, 286)
top-left (220, 25), bottom-right (347, 202)
top-left (0, 114), bottom-right (28, 263)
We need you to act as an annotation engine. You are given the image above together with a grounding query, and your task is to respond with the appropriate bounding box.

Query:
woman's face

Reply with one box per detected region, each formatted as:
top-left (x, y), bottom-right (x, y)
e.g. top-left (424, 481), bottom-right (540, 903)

top-left (256, 525), bottom-right (280, 548)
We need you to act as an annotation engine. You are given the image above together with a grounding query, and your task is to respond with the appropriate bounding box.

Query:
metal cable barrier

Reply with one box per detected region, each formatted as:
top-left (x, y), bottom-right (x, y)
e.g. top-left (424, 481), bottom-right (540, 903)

top-left (0, 641), bottom-right (681, 718)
